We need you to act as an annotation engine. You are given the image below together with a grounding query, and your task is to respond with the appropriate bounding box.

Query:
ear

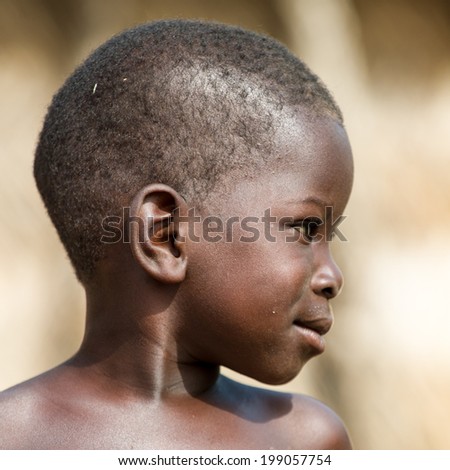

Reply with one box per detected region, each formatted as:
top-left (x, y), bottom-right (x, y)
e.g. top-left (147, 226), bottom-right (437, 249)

top-left (129, 184), bottom-right (188, 283)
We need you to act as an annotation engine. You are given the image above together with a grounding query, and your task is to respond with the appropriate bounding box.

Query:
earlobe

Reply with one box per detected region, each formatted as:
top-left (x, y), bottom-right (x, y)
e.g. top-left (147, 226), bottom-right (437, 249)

top-left (129, 184), bottom-right (188, 283)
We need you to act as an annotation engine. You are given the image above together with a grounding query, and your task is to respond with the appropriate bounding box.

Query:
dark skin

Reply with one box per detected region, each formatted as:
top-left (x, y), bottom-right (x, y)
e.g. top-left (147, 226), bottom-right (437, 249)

top-left (0, 112), bottom-right (354, 449)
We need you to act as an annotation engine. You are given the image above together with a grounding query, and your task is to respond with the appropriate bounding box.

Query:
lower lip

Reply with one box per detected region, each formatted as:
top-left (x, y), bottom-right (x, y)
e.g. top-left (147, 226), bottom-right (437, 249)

top-left (294, 324), bottom-right (326, 353)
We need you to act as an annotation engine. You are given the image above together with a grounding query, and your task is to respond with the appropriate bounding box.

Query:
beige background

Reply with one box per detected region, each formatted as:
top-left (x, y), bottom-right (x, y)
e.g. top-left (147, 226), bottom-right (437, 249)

top-left (1, 0), bottom-right (450, 449)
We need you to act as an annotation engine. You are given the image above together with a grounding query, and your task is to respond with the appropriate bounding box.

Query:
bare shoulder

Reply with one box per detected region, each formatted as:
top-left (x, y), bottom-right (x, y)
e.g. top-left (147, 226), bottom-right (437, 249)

top-left (286, 393), bottom-right (352, 449)
top-left (0, 379), bottom-right (44, 449)
top-left (220, 377), bottom-right (351, 449)
top-left (259, 387), bottom-right (351, 449)
top-left (0, 367), bottom-right (80, 449)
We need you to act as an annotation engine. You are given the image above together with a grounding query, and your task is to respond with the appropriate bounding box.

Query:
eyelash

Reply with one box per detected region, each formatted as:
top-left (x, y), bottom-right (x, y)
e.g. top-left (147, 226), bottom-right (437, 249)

top-left (292, 218), bottom-right (323, 243)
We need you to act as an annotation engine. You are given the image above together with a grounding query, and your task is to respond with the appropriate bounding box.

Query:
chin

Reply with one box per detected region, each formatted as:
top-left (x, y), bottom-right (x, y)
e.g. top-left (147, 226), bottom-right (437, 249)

top-left (246, 362), bottom-right (306, 386)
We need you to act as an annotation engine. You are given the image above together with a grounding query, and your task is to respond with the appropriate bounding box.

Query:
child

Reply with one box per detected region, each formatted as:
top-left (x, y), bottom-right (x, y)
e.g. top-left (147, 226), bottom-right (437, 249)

top-left (0, 20), bottom-right (353, 449)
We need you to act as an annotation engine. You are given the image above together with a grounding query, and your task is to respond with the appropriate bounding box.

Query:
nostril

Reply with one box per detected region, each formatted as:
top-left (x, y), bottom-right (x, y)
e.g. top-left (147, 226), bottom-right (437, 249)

top-left (311, 248), bottom-right (344, 300)
top-left (322, 286), bottom-right (335, 300)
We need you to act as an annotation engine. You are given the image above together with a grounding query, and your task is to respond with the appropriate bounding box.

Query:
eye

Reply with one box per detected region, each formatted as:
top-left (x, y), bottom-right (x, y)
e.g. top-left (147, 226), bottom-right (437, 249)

top-left (292, 218), bottom-right (323, 243)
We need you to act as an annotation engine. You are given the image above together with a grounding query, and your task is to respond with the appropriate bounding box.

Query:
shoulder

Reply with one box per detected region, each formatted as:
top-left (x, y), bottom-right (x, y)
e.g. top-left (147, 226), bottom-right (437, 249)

top-left (287, 393), bottom-right (352, 449)
top-left (218, 377), bottom-right (351, 449)
top-left (0, 380), bottom-right (44, 449)
top-left (0, 367), bottom-right (81, 449)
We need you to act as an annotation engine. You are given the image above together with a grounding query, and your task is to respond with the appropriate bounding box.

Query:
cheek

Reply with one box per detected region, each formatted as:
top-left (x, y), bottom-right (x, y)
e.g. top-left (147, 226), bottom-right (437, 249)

top-left (237, 240), bottom-right (313, 309)
top-left (187, 239), bottom-right (312, 322)
top-left (180, 241), bottom-right (316, 383)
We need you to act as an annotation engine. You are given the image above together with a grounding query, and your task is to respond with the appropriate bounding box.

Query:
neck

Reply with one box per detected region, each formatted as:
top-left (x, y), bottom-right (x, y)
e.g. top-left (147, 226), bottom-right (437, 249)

top-left (70, 274), bottom-right (219, 401)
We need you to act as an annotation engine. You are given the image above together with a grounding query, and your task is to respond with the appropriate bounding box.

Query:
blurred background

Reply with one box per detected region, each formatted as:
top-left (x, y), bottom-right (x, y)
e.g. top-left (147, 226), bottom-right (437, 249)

top-left (1, 0), bottom-right (449, 449)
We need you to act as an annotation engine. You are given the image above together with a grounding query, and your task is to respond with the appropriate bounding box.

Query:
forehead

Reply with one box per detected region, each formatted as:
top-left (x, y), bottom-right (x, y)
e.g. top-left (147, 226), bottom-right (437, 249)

top-left (274, 111), bottom-right (352, 185)
top-left (209, 111), bottom-right (354, 215)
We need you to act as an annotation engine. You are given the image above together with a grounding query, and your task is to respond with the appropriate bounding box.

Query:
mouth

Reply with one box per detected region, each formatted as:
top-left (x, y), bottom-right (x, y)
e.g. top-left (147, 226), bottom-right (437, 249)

top-left (293, 317), bottom-right (333, 336)
top-left (293, 317), bottom-right (333, 353)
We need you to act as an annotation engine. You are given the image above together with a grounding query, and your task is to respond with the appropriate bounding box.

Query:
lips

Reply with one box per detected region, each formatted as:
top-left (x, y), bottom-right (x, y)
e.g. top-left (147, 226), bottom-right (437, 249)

top-left (293, 317), bottom-right (333, 336)
top-left (292, 316), bottom-right (333, 354)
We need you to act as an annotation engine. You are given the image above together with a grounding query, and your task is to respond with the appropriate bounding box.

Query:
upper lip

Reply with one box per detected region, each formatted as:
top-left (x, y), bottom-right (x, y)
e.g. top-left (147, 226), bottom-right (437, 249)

top-left (293, 316), bottom-right (333, 336)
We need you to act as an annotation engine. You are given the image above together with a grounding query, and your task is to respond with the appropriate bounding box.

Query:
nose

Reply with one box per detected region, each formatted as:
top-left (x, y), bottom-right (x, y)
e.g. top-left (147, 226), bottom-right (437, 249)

top-left (311, 247), bottom-right (344, 300)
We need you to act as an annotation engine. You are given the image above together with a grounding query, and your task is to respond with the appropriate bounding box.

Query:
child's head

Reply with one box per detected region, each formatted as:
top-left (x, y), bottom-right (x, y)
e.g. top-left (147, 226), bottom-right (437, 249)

top-left (34, 20), bottom-right (353, 385)
top-left (34, 19), bottom-right (344, 283)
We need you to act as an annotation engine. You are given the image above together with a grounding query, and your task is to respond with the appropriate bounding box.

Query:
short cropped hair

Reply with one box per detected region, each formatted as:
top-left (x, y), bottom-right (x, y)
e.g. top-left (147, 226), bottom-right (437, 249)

top-left (34, 19), bottom-right (343, 283)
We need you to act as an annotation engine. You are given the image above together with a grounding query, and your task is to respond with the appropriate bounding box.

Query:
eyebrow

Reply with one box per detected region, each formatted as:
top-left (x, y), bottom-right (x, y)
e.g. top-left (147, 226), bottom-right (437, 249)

top-left (299, 196), bottom-right (329, 208)
top-left (282, 196), bottom-right (330, 211)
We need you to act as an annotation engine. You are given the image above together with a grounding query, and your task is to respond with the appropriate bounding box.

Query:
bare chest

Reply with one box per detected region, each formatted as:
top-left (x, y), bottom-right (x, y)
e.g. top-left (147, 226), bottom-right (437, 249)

top-left (24, 405), bottom-right (292, 449)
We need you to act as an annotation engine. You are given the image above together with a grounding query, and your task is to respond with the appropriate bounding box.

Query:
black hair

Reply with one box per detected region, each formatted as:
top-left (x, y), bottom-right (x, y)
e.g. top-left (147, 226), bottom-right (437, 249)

top-left (34, 19), bottom-right (343, 283)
